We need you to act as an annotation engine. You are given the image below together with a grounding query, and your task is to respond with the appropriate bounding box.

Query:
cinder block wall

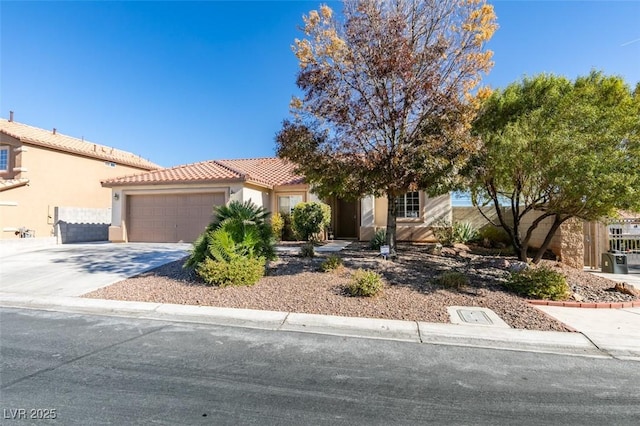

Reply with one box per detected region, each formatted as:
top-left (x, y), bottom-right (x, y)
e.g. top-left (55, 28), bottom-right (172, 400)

top-left (54, 207), bottom-right (111, 243)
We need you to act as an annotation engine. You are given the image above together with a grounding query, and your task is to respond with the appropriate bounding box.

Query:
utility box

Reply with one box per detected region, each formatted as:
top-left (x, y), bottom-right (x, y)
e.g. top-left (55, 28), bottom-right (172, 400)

top-left (601, 252), bottom-right (629, 274)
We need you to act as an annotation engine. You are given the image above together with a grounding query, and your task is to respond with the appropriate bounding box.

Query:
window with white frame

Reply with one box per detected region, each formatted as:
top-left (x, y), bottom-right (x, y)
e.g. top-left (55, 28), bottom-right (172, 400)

top-left (0, 147), bottom-right (9, 172)
top-left (396, 191), bottom-right (420, 218)
top-left (278, 195), bottom-right (303, 214)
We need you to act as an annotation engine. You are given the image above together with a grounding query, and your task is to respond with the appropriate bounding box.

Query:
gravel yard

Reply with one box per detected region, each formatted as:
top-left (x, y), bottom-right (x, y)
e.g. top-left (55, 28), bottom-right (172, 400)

top-left (84, 242), bottom-right (638, 332)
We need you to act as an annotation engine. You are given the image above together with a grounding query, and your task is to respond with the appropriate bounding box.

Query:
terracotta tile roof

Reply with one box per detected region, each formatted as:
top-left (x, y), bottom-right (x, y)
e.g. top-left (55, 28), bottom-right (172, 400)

top-left (0, 178), bottom-right (29, 192)
top-left (102, 157), bottom-right (305, 188)
top-left (102, 160), bottom-right (242, 186)
top-left (0, 118), bottom-right (159, 170)
top-left (217, 157), bottom-right (305, 187)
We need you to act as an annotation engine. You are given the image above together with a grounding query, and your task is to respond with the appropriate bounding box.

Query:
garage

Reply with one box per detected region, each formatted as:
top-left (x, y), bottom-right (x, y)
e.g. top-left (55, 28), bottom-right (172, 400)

top-left (126, 193), bottom-right (225, 243)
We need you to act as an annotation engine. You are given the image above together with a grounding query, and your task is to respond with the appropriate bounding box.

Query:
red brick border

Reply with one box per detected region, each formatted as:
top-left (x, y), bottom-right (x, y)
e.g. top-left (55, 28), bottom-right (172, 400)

top-left (528, 300), bottom-right (640, 309)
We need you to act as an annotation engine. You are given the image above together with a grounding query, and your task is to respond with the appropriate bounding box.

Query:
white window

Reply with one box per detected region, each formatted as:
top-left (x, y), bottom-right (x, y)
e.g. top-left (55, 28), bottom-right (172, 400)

top-left (396, 191), bottom-right (420, 218)
top-left (278, 195), bottom-right (303, 214)
top-left (0, 147), bottom-right (9, 172)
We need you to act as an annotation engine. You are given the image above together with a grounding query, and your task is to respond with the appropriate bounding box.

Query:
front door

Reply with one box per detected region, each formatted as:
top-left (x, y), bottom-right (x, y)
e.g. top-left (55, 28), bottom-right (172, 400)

top-left (336, 198), bottom-right (358, 239)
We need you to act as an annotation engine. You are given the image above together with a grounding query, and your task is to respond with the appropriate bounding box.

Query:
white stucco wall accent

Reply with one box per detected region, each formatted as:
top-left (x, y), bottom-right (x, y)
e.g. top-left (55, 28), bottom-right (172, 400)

top-left (241, 185), bottom-right (270, 209)
top-left (361, 195), bottom-right (375, 227)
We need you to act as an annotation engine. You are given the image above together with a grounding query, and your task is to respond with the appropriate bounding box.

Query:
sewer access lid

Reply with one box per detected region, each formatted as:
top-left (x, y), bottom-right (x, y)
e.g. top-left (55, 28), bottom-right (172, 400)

top-left (457, 309), bottom-right (493, 325)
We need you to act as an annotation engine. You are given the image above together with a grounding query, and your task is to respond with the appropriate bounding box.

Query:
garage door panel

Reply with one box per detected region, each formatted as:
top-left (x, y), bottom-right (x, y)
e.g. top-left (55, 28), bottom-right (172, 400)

top-left (127, 193), bottom-right (224, 243)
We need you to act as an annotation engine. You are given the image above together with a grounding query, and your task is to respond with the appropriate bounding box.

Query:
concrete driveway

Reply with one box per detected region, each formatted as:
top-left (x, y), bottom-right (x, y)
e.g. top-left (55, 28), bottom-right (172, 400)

top-left (1, 243), bottom-right (190, 297)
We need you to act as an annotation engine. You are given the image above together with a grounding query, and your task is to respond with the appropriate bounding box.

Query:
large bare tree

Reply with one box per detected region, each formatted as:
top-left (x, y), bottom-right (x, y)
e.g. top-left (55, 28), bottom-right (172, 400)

top-left (276, 0), bottom-right (497, 253)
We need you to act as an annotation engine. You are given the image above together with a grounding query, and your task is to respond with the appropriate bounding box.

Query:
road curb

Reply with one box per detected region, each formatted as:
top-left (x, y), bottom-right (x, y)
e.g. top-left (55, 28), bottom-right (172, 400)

top-left (0, 293), bottom-right (612, 359)
top-left (529, 300), bottom-right (640, 309)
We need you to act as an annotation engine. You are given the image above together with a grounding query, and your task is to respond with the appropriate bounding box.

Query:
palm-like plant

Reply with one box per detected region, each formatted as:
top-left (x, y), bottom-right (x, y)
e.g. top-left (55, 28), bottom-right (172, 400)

top-left (185, 200), bottom-right (276, 269)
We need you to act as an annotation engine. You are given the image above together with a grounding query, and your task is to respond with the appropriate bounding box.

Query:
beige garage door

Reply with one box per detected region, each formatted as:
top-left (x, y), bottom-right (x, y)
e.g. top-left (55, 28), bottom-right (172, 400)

top-left (127, 193), bottom-right (225, 243)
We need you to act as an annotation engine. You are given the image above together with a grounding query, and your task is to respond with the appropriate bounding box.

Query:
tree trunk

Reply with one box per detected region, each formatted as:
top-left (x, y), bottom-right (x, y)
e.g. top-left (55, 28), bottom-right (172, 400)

top-left (385, 193), bottom-right (398, 256)
top-left (531, 215), bottom-right (566, 264)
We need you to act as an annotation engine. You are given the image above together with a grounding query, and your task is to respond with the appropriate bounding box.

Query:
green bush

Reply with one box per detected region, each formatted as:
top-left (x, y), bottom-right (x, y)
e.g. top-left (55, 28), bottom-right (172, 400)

top-left (196, 256), bottom-right (265, 287)
top-left (369, 229), bottom-right (387, 250)
top-left (271, 212), bottom-right (284, 241)
top-left (320, 254), bottom-right (343, 272)
top-left (300, 241), bottom-right (315, 258)
top-left (346, 269), bottom-right (383, 297)
top-left (435, 271), bottom-right (469, 290)
top-left (504, 266), bottom-right (570, 301)
top-left (452, 222), bottom-right (479, 244)
top-left (291, 202), bottom-right (331, 241)
top-left (281, 213), bottom-right (296, 241)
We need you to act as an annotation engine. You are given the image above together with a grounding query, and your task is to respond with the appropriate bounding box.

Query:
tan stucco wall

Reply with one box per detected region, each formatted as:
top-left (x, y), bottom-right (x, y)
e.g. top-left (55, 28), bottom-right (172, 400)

top-left (271, 184), bottom-right (310, 214)
top-left (0, 138), bottom-right (154, 240)
top-left (361, 193), bottom-right (451, 242)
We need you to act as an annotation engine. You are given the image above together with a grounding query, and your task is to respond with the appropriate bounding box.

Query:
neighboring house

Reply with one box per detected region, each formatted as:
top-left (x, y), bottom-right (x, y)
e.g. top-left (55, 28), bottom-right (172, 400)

top-left (102, 156), bottom-right (452, 243)
top-left (0, 115), bottom-right (159, 240)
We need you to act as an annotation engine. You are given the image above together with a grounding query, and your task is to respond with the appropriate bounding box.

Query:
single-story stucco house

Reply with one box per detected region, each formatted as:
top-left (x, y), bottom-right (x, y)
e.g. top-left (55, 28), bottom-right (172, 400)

top-left (0, 114), bottom-right (159, 240)
top-left (102, 156), bottom-right (452, 243)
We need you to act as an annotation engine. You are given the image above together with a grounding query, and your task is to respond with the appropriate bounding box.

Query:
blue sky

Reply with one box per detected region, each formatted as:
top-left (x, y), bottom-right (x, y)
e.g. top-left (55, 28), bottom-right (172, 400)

top-left (2, 1), bottom-right (639, 168)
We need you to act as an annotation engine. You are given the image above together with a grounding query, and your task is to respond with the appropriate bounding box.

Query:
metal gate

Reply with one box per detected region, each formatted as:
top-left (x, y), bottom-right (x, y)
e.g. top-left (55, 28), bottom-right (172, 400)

top-left (608, 218), bottom-right (640, 267)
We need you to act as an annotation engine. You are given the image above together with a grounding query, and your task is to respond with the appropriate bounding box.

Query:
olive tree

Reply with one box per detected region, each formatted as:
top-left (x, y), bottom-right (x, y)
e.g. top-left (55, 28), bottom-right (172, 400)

top-left (470, 72), bottom-right (640, 263)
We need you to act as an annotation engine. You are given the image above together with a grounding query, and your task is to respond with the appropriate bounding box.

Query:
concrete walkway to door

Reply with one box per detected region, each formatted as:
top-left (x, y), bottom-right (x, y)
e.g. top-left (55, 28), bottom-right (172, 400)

top-left (1, 242), bottom-right (190, 297)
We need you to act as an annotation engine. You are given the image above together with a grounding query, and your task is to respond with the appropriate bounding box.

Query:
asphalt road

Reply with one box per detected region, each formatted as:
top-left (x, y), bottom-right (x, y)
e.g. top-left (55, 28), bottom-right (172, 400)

top-left (1, 308), bottom-right (639, 425)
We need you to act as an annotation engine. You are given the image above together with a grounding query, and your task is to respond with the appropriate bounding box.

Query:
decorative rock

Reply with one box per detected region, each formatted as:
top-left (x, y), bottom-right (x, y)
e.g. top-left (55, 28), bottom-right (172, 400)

top-left (571, 293), bottom-right (584, 302)
top-left (491, 258), bottom-right (510, 269)
top-left (613, 283), bottom-right (638, 297)
top-left (453, 243), bottom-right (471, 252)
top-left (440, 247), bottom-right (457, 257)
top-left (508, 261), bottom-right (529, 273)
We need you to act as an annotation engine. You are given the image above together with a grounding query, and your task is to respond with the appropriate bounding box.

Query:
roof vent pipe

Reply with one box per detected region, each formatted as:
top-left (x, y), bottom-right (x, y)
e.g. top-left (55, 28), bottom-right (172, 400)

top-left (53, 128), bottom-right (57, 135)
top-left (9, 111), bottom-right (14, 122)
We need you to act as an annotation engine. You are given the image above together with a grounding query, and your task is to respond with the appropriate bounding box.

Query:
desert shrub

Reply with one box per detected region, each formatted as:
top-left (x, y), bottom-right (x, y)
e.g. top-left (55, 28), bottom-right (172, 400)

top-left (504, 266), bottom-right (570, 301)
top-left (369, 229), bottom-right (387, 250)
top-left (300, 241), bottom-right (315, 258)
top-left (431, 219), bottom-right (454, 246)
top-left (271, 212), bottom-right (284, 241)
top-left (478, 225), bottom-right (511, 247)
top-left (196, 256), bottom-right (265, 287)
top-left (291, 202), bottom-right (331, 241)
top-left (320, 254), bottom-right (343, 272)
top-left (433, 220), bottom-right (479, 245)
top-left (346, 269), bottom-right (383, 297)
top-left (435, 271), bottom-right (469, 290)
top-left (452, 222), bottom-right (479, 244)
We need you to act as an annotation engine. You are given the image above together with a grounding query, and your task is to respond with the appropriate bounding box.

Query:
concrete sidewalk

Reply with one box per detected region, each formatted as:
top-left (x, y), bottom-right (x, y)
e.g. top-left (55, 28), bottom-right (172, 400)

top-left (0, 293), bottom-right (605, 358)
top-left (1, 292), bottom-right (638, 362)
top-left (535, 305), bottom-right (640, 360)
